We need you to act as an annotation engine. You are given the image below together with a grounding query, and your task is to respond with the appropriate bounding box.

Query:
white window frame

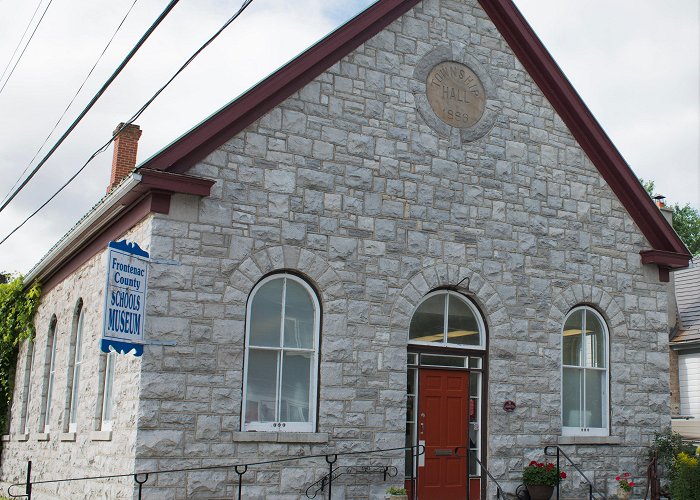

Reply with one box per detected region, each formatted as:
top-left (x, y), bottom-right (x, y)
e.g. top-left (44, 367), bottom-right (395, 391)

top-left (100, 351), bottom-right (116, 431)
top-left (561, 306), bottom-right (609, 437)
top-left (43, 323), bottom-right (58, 433)
top-left (241, 273), bottom-right (320, 432)
top-left (68, 306), bottom-right (85, 433)
top-left (407, 290), bottom-right (486, 350)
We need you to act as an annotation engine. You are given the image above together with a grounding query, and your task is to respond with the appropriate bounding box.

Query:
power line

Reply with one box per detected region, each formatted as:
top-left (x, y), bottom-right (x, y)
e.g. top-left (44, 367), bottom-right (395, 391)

top-left (0, 0), bottom-right (255, 247)
top-left (1, 0), bottom-right (140, 206)
top-left (0, 0), bottom-right (55, 97)
top-left (0, 0), bottom-right (43, 85)
top-left (0, 0), bottom-right (181, 215)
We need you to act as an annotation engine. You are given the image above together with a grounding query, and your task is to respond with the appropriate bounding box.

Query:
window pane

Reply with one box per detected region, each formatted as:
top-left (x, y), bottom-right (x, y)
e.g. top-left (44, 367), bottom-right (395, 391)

top-left (585, 311), bottom-right (606, 368)
top-left (249, 279), bottom-right (283, 347)
top-left (584, 370), bottom-right (606, 428)
top-left (20, 341), bottom-right (35, 434)
top-left (405, 425), bottom-right (414, 477)
top-left (102, 353), bottom-right (115, 425)
top-left (563, 311), bottom-right (583, 366)
top-left (562, 367), bottom-right (581, 427)
top-left (245, 349), bottom-right (278, 423)
top-left (70, 309), bottom-right (85, 426)
top-left (447, 296), bottom-right (480, 346)
top-left (280, 351), bottom-right (311, 422)
top-left (407, 369), bottom-right (416, 396)
top-left (283, 280), bottom-right (315, 349)
top-left (44, 329), bottom-right (58, 428)
top-left (75, 309), bottom-right (84, 362)
top-left (421, 354), bottom-right (467, 368)
top-left (69, 364), bottom-right (80, 425)
top-left (409, 294), bottom-right (445, 343)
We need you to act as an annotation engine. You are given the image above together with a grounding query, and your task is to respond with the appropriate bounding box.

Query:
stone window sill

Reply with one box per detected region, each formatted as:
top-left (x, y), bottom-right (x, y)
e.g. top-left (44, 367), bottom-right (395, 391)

top-left (59, 432), bottom-right (76, 442)
top-left (232, 432), bottom-right (328, 443)
top-left (36, 433), bottom-right (50, 442)
top-left (15, 433), bottom-right (29, 442)
top-left (557, 436), bottom-right (621, 445)
top-left (1, 434), bottom-right (10, 442)
top-left (90, 430), bottom-right (112, 442)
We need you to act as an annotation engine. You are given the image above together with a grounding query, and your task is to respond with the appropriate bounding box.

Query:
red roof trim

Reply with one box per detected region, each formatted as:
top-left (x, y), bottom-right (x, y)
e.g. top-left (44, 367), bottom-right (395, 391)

top-left (478, 0), bottom-right (690, 263)
top-left (42, 194), bottom-right (159, 293)
top-left (140, 0), bottom-right (689, 268)
top-left (139, 0), bottom-right (421, 174)
top-left (640, 250), bottom-right (691, 269)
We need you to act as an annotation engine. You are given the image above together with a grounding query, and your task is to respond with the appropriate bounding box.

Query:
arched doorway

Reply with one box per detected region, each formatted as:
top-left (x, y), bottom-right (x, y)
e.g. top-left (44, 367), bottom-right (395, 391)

top-left (405, 290), bottom-right (487, 499)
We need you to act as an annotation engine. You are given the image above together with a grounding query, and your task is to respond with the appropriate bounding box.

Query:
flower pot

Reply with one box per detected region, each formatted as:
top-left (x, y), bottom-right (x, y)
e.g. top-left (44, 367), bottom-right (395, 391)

top-left (386, 496), bottom-right (408, 500)
top-left (526, 484), bottom-right (554, 500)
top-left (617, 488), bottom-right (631, 500)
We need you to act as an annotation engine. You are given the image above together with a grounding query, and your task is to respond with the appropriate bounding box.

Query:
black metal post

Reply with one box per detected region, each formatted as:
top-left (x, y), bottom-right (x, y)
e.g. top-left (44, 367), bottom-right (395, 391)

top-left (235, 465), bottom-right (247, 500)
top-left (25, 460), bottom-right (32, 500)
top-left (411, 445), bottom-right (416, 500)
top-left (133, 472), bottom-right (148, 500)
top-left (589, 483), bottom-right (592, 500)
top-left (326, 454), bottom-right (337, 500)
top-left (556, 447), bottom-right (560, 500)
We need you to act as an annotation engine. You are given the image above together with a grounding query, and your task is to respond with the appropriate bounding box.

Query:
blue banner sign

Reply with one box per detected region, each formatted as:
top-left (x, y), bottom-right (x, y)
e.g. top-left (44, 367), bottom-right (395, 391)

top-left (101, 240), bottom-right (149, 356)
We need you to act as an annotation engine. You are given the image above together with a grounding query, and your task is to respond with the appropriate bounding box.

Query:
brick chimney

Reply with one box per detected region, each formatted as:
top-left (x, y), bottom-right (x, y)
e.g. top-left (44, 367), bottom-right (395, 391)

top-left (108, 123), bottom-right (142, 192)
top-left (653, 195), bottom-right (674, 225)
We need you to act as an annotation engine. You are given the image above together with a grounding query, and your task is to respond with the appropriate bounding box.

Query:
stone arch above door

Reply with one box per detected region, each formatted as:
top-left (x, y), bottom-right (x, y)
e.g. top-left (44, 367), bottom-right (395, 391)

top-left (390, 262), bottom-right (511, 340)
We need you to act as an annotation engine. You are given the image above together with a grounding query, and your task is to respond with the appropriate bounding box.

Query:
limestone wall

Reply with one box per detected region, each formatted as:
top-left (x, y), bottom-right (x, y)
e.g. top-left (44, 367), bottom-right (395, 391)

top-left (0, 218), bottom-right (151, 499)
top-left (1, 0), bottom-right (672, 498)
top-left (132, 0), bottom-right (669, 498)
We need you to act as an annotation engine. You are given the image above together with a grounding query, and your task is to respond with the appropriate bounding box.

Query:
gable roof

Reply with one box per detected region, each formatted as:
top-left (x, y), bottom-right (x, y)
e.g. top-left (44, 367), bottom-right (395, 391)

top-left (138, 0), bottom-right (690, 274)
top-left (672, 265), bottom-right (700, 346)
top-left (30, 0), bottom-right (691, 291)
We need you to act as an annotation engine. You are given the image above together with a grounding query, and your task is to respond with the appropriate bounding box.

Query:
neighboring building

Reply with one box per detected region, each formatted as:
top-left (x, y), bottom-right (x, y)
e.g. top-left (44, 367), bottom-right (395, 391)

top-left (670, 264), bottom-right (700, 444)
top-left (0, 0), bottom-right (692, 498)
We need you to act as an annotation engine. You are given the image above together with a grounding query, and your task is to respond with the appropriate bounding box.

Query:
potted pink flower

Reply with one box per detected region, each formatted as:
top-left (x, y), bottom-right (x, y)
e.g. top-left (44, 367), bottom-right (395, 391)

top-left (615, 472), bottom-right (635, 500)
top-left (523, 460), bottom-right (567, 500)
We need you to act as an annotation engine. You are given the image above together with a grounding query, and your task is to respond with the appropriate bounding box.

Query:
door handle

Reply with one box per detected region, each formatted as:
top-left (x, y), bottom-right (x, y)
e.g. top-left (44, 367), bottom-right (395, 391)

top-left (420, 413), bottom-right (425, 435)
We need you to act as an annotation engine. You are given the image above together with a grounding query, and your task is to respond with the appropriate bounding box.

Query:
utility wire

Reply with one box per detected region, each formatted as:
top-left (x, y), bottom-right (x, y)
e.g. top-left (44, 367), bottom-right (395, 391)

top-left (1, 0), bottom-right (139, 206)
top-left (0, 0), bottom-right (255, 247)
top-left (0, 0), bottom-right (44, 86)
top-left (0, 0), bottom-right (55, 97)
top-left (0, 0), bottom-right (180, 215)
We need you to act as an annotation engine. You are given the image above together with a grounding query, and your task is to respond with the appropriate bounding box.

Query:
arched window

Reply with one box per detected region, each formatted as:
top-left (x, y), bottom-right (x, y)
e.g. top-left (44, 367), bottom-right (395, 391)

top-left (562, 306), bottom-right (609, 436)
top-left (96, 350), bottom-right (116, 431)
top-left (18, 339), bottom-right (35, 435)
top-left (67, 300), bottom-right (85, 433)
top-left (242, 274), bottom-right (320, 432)
top-left (409, 290), bottom-right (485, 349)
top-left (41, 316), bottom-right (58, 433)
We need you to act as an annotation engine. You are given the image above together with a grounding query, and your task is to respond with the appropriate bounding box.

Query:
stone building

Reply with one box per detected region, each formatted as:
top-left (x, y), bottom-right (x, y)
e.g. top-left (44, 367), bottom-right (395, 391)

top-left (1, 0), bottom-right (692, 498)
top-left (670, 264), bottom-right (700, 444)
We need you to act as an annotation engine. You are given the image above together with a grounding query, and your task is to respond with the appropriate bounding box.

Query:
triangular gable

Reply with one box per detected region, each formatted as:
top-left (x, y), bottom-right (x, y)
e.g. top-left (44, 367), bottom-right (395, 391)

top-left (139, 0), bottom-right (691, 274)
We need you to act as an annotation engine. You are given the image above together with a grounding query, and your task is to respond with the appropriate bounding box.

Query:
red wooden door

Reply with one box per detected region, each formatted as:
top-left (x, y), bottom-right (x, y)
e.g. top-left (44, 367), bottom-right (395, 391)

top-left (418, 369), bottom-right (469, 499)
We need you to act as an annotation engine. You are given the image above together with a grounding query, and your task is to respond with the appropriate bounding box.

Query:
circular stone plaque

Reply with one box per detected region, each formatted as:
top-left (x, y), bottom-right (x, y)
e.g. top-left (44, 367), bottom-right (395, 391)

top-left (426, 61), bottom-right (486, 128)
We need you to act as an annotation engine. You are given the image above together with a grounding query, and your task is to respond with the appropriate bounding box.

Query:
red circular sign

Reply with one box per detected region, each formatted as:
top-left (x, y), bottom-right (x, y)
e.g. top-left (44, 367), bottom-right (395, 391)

top-left (503, 400), bottom-right (516, 412)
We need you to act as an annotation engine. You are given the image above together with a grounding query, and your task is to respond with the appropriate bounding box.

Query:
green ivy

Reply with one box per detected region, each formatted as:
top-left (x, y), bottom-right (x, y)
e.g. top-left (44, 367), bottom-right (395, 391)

top-left (0, 275), bottom-right (41, 435)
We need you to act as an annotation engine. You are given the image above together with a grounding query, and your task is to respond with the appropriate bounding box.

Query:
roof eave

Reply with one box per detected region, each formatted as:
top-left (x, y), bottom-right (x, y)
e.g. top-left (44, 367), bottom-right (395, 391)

top-left (25, 169), bottom-right (214, 291)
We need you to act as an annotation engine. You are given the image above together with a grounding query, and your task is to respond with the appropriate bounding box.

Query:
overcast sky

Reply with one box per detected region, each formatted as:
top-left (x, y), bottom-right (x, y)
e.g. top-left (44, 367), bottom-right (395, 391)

top-left (0, 0), bottom-right (697, 275)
